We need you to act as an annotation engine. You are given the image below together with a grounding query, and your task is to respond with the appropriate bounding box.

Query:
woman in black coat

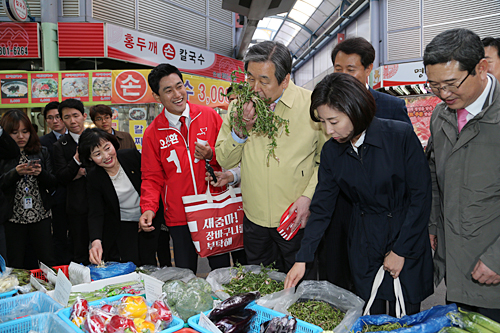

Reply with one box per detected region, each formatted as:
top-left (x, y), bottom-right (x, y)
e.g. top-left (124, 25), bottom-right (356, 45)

top-left (285, 73), bottom-right (433, 316)
top-left (0, 109), bottom-right (56, 268)
top-left (79, 128), bottom-right (163, 266)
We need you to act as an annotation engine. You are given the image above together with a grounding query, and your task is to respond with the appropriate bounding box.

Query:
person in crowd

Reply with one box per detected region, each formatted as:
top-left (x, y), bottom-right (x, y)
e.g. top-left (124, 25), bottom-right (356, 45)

top-left (425, 28), bottom-right (500, 321)
top-left (89, 105), bottom-right (136, 150)
top-left (0, 110), bottom-right (56, 268)
top-left (318, 37), bottom-right (412, 291)
top-left (482, 37), bottom-right (500, 83)
top-left (139, 63), bottom-right (230, 273)
top-left (226, 87), bottom-right (237, 104)
top-left (79, 128), bottom-right (163, 266)
top-left (52, 98), bottom-right (90, 265)
top-left (285, 73), bottom-right (433, 316)
top-left (216, 41), bottom-right (326, 276)
top-left (39, 101), bottom-right (71, 265)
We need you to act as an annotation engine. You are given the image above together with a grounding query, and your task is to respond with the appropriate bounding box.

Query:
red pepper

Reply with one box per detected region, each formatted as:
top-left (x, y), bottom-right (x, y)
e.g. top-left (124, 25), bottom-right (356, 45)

top-left (84, 314), bottom-right (106, 333)
top-left (101, 304), bottom-right (114, 313)
top-left (106, 315), bottom-right (137, 333)
top-left (71, 299), bottom-right (89, 318)
top-left (150, 300), bottom-right (172, 325)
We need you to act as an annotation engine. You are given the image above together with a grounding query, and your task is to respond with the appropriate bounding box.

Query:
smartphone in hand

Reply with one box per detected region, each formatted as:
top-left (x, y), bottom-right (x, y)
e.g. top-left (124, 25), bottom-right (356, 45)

top-left (27, 159), bottom-right (41, 167)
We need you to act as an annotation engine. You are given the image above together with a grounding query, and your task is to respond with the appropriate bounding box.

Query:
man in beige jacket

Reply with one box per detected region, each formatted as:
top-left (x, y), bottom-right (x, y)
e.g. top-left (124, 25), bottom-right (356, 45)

top-left (216, 41), bottom-right (326, 275)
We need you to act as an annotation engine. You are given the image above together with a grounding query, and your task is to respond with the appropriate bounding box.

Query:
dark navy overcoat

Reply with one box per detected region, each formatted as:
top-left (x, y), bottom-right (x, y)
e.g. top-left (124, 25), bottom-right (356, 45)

top-left (297, 117), bottom-right (434, 304)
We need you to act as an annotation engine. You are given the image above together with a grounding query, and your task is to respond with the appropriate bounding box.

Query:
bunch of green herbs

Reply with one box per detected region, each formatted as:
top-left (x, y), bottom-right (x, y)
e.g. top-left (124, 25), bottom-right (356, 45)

top-left (288, 300), bottom-right (345, 331)
top-left (361, 322), bottom-right (411, 332)
top-left (223, 263), bottom-right (284, 296)
top-left (223, 69), bottom-right (289, 164)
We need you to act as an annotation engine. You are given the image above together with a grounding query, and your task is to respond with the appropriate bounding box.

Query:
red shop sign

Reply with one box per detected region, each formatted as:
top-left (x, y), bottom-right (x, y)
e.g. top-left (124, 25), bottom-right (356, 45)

top-left (113, 70), bottom-right (149, 103)
top-left (0, 22), bottom-right (39, 58)
top-left (31, 72), bottom-right (59, 104)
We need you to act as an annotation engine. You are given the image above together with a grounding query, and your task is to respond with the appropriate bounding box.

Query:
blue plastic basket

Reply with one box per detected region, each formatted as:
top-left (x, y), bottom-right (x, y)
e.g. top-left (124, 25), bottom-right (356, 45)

top-left (0, 313), bottom-right (73, 333)
top-left (188, 303), bottom-right (323, 333)
top-left (0, 292), bottom-right (63, 323)
top-left (58, 294), bottom-right (184, 333)
top-left (0, 290), bottom-right (16, 300)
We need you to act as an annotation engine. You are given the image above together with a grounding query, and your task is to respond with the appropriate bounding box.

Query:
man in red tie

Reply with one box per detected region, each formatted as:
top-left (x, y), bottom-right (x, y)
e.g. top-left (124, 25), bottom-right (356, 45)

top-left (425, 29), bottom-right (500, 321)
top-left (139, 63), bottom-right (229, 273)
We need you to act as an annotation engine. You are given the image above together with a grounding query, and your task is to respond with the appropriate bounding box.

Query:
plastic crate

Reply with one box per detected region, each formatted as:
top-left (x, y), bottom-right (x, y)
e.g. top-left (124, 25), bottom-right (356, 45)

top-left (188, 303), bottom-right (323, 333)
top-left (30, 265), bottom-right (69, 282)
top-left (58, 294), bottom-right (184, 333)
top-left (0, 312), bottom-right (73, 333)
top-left (0, 292), bottom-right (63, 324)
top-left (0, 290), bottom-right (16, 300)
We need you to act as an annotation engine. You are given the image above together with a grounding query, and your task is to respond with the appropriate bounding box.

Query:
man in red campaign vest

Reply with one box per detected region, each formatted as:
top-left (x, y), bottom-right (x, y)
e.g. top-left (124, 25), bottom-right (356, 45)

top-left (139, 64), bottom-right (230, 273)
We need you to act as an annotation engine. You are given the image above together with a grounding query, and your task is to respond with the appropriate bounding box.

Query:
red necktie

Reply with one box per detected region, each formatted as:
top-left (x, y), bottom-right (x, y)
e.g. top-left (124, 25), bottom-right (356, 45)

top-left (457, 108), bottom-right (468, 133)
top-left (179, 116), bottom-right (188, 141)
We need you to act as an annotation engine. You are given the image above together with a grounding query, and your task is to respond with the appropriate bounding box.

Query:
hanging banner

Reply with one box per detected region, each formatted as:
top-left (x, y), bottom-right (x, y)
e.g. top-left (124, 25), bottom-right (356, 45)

top-left (0, 22), bottom-right (39, 58)
top-left (0, 73), bottom-right (28, 104)
top-left (402, 95), bottom-right (442, 148)
top-left (107, 24), bottom-right (244, 82)
top-left (91, 71), bottom-right (112, 102)
top-left (31, 72), bottom-right (59, 104)
top-left (129, 120), bottom-right (147, 151)
top-left (112, 69), bottom-right (231, 109)
top-left (61, 72), bottom-right (89, 102)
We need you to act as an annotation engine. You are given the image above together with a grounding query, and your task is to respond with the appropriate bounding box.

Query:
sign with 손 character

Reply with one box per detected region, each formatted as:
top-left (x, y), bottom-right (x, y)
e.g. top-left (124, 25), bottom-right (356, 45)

top-left (113, 70), bottom-right (148, 103)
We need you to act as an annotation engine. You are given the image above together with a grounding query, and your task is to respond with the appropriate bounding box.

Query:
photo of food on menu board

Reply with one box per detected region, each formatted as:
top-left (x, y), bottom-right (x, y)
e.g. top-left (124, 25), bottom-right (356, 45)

top-left (32, 78), bottom-right (58, 98)
top-left (1, 79), bottom-right (28, 99)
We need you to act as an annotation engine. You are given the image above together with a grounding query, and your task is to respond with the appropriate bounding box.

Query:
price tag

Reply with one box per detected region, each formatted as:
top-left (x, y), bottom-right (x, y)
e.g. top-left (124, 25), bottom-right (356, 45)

top-left (53, 269), bottom-right (72, 307)
top-left (141, 273), bottom-right (164, 303)
top-left (199, 312), bottom-right (223, 333)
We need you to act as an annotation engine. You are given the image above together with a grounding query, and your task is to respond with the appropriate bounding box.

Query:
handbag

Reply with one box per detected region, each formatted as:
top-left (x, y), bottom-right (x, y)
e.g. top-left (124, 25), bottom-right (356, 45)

top-left (364, 265), bottom-right (407, 318)
top-left (182, 185), bottom-right (244, 257)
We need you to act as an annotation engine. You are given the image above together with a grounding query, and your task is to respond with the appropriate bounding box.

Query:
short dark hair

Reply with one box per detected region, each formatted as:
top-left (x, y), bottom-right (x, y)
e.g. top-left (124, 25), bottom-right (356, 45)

top-left (482, 37), bottom-right (500, 58)
top-left (331, 37), bottom-right (375, 69)
top-left (148, 64), bottom-right (183, 95)
top-left (226, 86), bottom-right (233, 95)
top-left (43, 101), bottom-right (60, 119)
top-left (0, 109), bottom-right (41, 154)
top-left (244, 41), bottom-right (292, 84)
top-left (58, 98), bottom-right (85, 117)
top-left (78, 128), bottom-right (120, 167)
top-left (310, 73), bottom-right (376, 141)
top-left (423, 28), bottom-right (484, 75)
top-left (89, 104), bottom-right (113, 122)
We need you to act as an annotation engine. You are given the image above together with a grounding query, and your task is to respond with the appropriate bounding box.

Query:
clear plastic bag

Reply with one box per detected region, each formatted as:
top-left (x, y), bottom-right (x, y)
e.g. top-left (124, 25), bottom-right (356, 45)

top-left (274, 280), bottom-right (365, 333)
top-left (150, 266), bottom-right (196, 283)
top-left (174, 286), bottom-right (213, 321)
top-left (206, 264), bottom-right (286, 301)
top-left (0, 274), bottom-right (18, 293)
top-left (187, 277), bottom-right (213, 294)
top-left (88, 261), bottom-right (136, 281)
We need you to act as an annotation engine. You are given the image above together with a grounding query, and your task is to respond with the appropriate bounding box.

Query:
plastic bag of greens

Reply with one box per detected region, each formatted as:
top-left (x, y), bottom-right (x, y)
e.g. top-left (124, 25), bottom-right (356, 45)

top-left (151, 266), bottom-right (196, 283)
top-left (88, 261), bottom-right (136, 281)
top-left (206, 264), bottom-right (286, 301)
top-left (349, 304), bottom-right (457, 333)
top-left (162, 279), bottom-right (188, 308)
top-left (274, 280), bottom-right (365, 333)
top-left (174, 286), bottom-right (213, 321)
top-left (187, 277), bottom-right (213, 294)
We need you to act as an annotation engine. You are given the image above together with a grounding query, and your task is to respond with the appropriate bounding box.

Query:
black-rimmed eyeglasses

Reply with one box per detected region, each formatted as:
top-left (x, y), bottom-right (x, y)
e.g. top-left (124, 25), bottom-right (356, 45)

top-left (425, 71), bottom-right (471, 94)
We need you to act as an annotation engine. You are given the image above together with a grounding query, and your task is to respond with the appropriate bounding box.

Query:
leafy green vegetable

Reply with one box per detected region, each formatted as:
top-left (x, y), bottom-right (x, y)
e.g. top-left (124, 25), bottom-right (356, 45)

top-left (187, 277), bottom-right (213, 294)
top-left (223, 264), bottom-right (284, 297)
top-left (361, 322), bottom-right (411, 332)
top-left (175, 286), bottom-right (213, 321)
top-left (224, 69), bottom-right (289, 164)
top-left (288, 300), bottom-right (345, 331)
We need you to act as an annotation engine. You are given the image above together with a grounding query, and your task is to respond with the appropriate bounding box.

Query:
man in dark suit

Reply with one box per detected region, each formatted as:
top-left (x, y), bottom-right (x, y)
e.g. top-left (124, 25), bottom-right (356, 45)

top-left (482, 37), bottom-right (500, 83)
top-left (317, 37), bottom-right (411, 291)
top-left (52, 99), bottom-right (90, 265)
top-left (39, 102), bottom-right (71, 264)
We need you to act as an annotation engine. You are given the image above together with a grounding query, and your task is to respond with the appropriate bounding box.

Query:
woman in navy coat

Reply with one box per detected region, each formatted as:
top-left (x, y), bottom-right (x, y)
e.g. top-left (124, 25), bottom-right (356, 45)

top-left (285, 73), bottom-right (433, 316)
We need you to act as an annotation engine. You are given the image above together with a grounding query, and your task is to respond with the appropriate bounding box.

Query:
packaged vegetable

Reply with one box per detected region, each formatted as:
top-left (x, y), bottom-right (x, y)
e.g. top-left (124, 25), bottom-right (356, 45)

top-left (162, 280), bottom-right (188, 307)
top-left (106, 315), bottom-right (137, 333)
top-left (151, 266), bottom-right (196, 283)
top-left (73, 316), bottom-right (86, 329)
top-left (84, 314), bottom-right (106, 333)
top-left (175, 286), bottom-right (214, 321)
top-left (119, 296), bottom-right (148, 319)
top-left (214, 308), bottom-right (256, 333)
top-left (133, 318), bottom-right (156, 333)
top-left (72, 298), bottom-right (90, 319)
top-left (0, 274), bottom-right (18, 293)
top-left (209, 291), bottom-right (260, 321)
top-left (187, 277), bottom-right (213, 294)
top-left (149, 298), bottom-right (173, 329)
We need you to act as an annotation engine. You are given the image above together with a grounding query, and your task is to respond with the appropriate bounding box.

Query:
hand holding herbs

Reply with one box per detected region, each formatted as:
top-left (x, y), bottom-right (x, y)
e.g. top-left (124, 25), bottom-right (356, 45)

top-left (223, 264), bottom-right (284, 297)
top-left (224, 69), bottom-right (289, 163)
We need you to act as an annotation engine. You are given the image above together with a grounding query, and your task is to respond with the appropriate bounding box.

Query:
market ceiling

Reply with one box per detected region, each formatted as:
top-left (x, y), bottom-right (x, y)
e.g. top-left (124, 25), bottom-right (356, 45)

top-left (224, 0), bottom-right (368, 71)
